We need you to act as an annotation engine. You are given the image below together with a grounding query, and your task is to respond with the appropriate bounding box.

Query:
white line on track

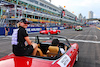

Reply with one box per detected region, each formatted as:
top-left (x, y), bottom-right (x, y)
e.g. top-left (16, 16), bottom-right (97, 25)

top-left (1, 36), bottom-right (100, 44)
top-left (68, 39), bottom-right (100, 44)
top-left (74, 35), bottom-right (98, 39)
top-left (2, 38), bottom-right (9, 39)
top-left (74, 34), bottom-right (81, 39)
top-left (29, 37), bottom-right (100, 44)
top-left (0, 36), bottom-right (12, 37)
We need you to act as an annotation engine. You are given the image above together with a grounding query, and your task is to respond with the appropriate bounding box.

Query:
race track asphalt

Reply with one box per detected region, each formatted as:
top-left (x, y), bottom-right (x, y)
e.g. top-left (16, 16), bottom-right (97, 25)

top-left (0, 27), bottom-right (100, 67)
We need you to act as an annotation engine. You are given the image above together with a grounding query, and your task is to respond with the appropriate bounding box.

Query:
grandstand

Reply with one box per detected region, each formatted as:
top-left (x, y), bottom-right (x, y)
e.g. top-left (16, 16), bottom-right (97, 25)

top-left (0, 0), bottom-right (83, 27)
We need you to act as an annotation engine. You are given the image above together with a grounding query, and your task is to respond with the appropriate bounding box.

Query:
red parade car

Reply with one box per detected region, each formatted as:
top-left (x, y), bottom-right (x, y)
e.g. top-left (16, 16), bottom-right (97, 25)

top-left (40, 28), bottom-right (61, 35)
top-left (0, 35), bottom-right (79, 67)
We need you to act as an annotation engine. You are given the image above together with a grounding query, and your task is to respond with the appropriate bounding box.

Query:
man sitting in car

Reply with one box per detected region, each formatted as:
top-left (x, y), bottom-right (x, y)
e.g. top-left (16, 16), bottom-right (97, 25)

top-left (52, 39), bottom-right (66, 54)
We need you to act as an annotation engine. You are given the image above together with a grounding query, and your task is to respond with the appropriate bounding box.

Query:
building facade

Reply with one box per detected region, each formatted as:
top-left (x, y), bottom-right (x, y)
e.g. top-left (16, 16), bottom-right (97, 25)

top-left (88, 11), bottom-right (93, 19)
top-left (0, 0), bottom-right (83, 27)
top-left (78, 13), bottom-right (83, 19)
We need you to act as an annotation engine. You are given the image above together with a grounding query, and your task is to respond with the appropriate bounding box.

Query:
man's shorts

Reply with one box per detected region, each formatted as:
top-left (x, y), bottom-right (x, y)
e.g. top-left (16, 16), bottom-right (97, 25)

top-left (5, 30), bottom-right (8, 36)
top-left (13, 45), bottom-right (34, 56)
top-left (24, 45), bottom-right (34, 56)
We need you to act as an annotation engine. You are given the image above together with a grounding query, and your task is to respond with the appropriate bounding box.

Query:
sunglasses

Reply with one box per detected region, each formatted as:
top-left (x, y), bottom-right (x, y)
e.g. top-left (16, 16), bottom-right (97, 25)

top-left (21, 22), bottom-right (29, 24)
top-left (24, 23), bottom-right (28, 24)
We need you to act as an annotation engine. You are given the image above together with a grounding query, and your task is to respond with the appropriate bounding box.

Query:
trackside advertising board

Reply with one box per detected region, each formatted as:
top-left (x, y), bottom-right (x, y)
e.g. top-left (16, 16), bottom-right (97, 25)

top-left (0, 26), bottom-right (64, 35)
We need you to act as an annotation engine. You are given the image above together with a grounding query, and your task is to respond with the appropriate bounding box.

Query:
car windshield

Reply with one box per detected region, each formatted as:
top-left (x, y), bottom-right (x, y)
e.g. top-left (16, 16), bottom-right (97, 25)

top-left (30, 35), bottom-right (71, 60)
top-left (35, 35), bottom-right (69, 45)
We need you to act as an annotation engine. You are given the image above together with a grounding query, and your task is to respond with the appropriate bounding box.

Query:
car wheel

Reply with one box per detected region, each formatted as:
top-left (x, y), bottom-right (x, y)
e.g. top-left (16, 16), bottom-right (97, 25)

top-left (57, 32), bottom-right (60, 34)
top-left (48, 32), bottom-right (50, 35)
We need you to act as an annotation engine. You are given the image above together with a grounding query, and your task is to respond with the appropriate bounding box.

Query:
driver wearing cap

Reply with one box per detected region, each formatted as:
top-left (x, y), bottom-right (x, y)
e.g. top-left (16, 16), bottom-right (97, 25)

top-left (12, 18), bottom-right (38, 56)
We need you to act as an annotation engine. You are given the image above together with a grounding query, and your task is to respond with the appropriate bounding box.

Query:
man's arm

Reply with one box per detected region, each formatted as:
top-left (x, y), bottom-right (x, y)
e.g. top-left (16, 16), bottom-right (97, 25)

top-left (24, 36), bottom-right (37, 48)
top-left (24, 36), bottom-right (32, 45)
top-left (5, 27), bottom-right (6, 31)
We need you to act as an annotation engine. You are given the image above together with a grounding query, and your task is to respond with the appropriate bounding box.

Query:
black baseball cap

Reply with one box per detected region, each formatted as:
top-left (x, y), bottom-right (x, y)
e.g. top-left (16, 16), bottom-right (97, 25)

top-left (19, 18), bottom-right (30, 24)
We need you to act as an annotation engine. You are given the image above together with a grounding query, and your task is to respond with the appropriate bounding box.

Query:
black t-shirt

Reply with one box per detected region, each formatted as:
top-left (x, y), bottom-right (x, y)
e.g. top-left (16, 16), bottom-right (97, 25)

top-left (17, 26), bottom-right (28, 46)
top-left (5, 27), bottom-right (9, 31)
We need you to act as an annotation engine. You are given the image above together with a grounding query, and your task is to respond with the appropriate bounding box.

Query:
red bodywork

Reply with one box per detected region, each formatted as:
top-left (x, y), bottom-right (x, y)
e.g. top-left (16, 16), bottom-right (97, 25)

top-left (0, 43), bottom-right (79, 67)
top-left (40, 30), bottom-right (61, 34)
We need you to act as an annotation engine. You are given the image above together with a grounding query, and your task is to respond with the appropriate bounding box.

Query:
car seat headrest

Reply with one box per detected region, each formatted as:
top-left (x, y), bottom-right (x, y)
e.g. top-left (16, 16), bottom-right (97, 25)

top-left (48, 46), bottom-right (59, 52)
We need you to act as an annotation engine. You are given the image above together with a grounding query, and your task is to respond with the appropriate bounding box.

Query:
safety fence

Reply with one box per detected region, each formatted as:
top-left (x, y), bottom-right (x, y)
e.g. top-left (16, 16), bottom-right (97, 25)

top-left (0, 26), bottom-right (65, 35)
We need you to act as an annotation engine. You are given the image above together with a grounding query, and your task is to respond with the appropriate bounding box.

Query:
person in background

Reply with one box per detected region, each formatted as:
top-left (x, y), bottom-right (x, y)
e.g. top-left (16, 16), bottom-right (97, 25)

top-left (9, 22), bottom-right (11, 27)
top-left (52, 39), bottom-right (65, 54)
top-left (4, 22), bottom-right (7, 27)
top-left (44, 25), bottom-right (47, 30)
top-left (5, 24), bottom-right (9, 37)
top-left (12, 18), bottom-right (38, 56)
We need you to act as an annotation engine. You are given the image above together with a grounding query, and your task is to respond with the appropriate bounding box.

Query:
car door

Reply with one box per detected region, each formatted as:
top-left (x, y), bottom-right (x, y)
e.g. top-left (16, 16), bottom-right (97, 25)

top-left (52, 30), bottom-right (57, 34)
top-left (67, 43), bottom-right (78, 66)
top-left (51, 47), bottom-right (74, 67)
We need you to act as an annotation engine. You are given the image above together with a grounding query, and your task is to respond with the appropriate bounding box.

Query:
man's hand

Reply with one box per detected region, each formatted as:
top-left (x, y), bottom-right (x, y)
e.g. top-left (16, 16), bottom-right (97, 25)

top-left (31, 42), bottom-right (38, 48)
